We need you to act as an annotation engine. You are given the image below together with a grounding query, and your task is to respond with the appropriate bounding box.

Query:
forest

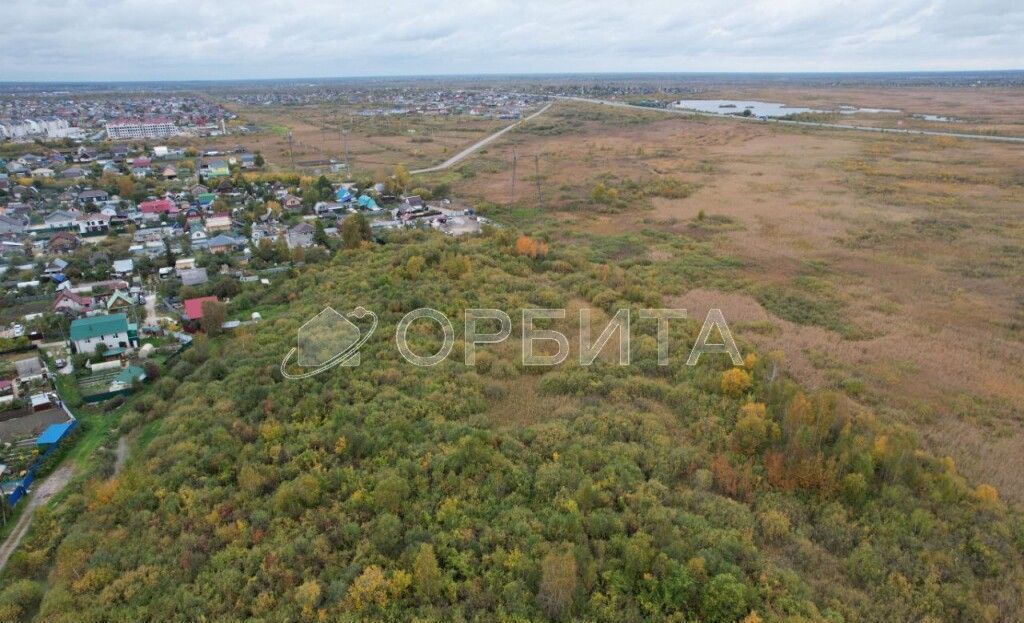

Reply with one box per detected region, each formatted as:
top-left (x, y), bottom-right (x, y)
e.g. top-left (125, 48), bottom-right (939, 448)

top-left (1, 225), bottom-right (1022, 622)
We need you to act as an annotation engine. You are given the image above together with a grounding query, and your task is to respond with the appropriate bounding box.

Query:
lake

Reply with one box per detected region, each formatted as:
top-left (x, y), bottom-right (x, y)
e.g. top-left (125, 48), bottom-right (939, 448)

top-left (673, 99), bottom-right (904, 118)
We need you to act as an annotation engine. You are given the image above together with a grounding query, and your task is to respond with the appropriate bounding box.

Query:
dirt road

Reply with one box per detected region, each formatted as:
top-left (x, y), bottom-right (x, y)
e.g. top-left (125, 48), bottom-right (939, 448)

top-left (0, 463), bottom-right (76, 572)
top-left (411, 103), bottom-right (553, 174)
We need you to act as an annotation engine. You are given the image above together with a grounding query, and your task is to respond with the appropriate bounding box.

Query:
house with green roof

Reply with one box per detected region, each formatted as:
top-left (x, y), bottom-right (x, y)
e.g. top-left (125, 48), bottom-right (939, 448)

top-left (69, 313), bottom-right (139, 355)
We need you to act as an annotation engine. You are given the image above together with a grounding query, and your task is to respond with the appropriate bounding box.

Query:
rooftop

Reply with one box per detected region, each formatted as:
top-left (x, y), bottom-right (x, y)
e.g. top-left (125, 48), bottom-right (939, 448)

top-left (69, 313), bottom-right (129, 341)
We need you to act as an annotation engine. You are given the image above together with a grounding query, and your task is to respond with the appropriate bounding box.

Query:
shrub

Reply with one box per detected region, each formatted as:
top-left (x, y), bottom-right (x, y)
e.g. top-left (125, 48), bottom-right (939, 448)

top-left (758, 509), bottom-right (791, 543)
top-left (721, 368), bottom-right (753, 396)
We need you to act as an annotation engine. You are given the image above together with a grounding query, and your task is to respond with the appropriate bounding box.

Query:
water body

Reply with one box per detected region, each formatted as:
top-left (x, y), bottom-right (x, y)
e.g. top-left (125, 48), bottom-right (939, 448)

top-left (914, 114), bottom-right (957, 122)
top-left (673, 99), bottom-right (820, 117)
top-left (674, 99), bottom-right (904, 118)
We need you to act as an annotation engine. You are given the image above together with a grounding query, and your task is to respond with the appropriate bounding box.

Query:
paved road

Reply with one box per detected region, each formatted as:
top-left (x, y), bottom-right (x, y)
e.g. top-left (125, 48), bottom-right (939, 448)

top-left (558, 96), bottom-right (1024, 144)
top-left (411, 103), bottom-right (553, 175)
top-left (0, 464), bottom-right (76, 573)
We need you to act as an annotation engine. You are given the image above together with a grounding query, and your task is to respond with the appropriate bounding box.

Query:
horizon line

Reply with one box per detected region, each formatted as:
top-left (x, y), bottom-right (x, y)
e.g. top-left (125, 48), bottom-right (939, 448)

top-left (3, 68), bottom-right (1024, 86)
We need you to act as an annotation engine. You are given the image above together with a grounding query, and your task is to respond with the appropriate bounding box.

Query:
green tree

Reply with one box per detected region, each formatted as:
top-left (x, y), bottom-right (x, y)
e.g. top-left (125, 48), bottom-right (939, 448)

top-left (341, 213), bottom-right (371, 249)
top-left (412, 544), bottom-right (442, 601)
top-left (200, 300), bottom-right (226, 336)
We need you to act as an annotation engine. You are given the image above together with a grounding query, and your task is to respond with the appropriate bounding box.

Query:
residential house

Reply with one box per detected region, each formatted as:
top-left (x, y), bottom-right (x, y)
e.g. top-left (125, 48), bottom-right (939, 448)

top-left (207, 234), bottom-right (243, 254)
top-left (31, 167), bottom-right (55, 178)
top-left (313, 201), bottom-right (347, 216)
top-left (44, 258), bottom-right (69, 276)
top-left (61, 167), bottom-right (87, 179)
top-left (0, 214), bottom-right (27, 235)
top-left (199, 158), bottom-right (230, 178)
top-left (111, 258), bottom-right (134, 277)
top-left (283, 194), bottom-right (303, 212)
top-left (69, 313), bottom-right (138, 355)
top-left (286, 222), bottom-right (315, 249)
top-left (77, 189), bottom-right (109, 205)
top-left (46, 231), bottom-right (81, 254)
top-left (196, 193), bottom-right (217, 208)
top-left (205, 213), bottom-right (232, 232)
top-left (76, 212), bottom-right (111, 235)
top-left (179, 267), bottom-right (209, 287)
top-left (53, 289), bottom-right (93, 317)
top-left (251, 223), bottom-right (283, 245)
top-left (190, 226), bottom-right (208, 245)
top-left (183, 296), bottom-right (219, 327)
top-left (139, 198), bottom-right (178, 221)
top-left (105, 290), bottom-right (136, 312)
top-left (43, 209), bottom-right (80, 230)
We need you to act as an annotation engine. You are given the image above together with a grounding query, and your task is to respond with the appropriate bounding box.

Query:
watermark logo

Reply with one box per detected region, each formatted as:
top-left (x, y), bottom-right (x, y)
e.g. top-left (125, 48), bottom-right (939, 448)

top-left (281, 307), bottom-right (741, 379)
top-left (280, 306), bottom-right (378, 379)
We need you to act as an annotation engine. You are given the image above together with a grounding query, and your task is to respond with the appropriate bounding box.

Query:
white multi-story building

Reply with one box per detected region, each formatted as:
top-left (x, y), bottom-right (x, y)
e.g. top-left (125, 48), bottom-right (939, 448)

top-left (105, 118), bottom-right (179, 140)
top-left (0, 118), bottom-right (72, 140)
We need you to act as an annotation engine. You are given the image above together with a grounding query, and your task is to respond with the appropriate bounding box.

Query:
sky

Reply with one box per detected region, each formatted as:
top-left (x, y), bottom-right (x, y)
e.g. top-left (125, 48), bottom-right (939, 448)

top-left (1, 0), bottom-right (1021, 81)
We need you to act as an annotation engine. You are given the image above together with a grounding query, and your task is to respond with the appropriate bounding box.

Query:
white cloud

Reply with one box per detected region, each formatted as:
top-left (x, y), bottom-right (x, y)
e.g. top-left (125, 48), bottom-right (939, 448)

top-left (0, 0), bottom-right (1021, 80)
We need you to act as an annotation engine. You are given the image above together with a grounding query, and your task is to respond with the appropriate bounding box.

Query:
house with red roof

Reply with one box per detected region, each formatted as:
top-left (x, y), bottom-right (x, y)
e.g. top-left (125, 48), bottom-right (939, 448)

top-left (139, 198), bottom-right (178, 221)
top-left (53, 289), bottom-right (94, 317)
top-left (183, 296), bottom-right (219, 322)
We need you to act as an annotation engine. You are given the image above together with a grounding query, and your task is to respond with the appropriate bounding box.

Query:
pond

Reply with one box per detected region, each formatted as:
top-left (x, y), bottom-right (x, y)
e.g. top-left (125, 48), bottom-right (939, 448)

top-left (673, 99), bottom-right (904, 118)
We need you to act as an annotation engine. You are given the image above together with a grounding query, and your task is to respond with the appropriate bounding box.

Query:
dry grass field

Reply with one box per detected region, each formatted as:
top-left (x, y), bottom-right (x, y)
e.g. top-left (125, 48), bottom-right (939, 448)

top-left (424, 94), bottom-right (1024, 501)
top-left (201, 103), bottom-right (510, 178)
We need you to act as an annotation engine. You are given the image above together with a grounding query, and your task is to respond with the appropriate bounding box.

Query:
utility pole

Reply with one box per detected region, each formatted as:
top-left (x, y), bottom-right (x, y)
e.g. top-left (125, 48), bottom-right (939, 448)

top-left (344, 114), bottom-right (352, 179)
top-left (534, 154), bottom-right (542, 208)
top-left (510, 147), bottom-right (517, 207)
top-left (287, 130), bottom-right (295, 171)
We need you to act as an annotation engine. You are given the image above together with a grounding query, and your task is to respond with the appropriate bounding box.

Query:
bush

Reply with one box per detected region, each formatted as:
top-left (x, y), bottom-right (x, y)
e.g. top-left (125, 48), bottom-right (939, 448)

top-left (758, 509), bottom-right (791, 543)
top-left (721, 368), bottom-right (752, 396)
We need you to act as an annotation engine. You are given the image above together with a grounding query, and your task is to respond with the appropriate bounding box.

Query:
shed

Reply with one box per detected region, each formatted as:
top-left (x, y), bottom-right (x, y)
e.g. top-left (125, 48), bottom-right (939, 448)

top-left (37, 421), bottom-right (77, 446)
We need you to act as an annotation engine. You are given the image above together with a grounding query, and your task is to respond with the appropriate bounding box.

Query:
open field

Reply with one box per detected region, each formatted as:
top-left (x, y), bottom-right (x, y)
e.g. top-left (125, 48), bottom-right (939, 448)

top-left (406, 95), bottom-right (1024, 500)
top-left (183, 103), bottom-right (513, 178)
top-left (628, 85), bottom-right (1024, 137)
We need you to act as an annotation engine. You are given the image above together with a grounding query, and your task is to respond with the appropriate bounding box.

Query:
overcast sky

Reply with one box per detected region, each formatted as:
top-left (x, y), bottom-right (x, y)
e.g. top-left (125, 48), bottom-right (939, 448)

top-left (1, 0), bottom-right (1021, 81)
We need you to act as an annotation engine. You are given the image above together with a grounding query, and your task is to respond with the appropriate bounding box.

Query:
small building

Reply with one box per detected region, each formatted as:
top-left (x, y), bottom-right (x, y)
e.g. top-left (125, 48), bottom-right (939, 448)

top-left (37, 420), bottom-right (77, 446)
top-left (183, 296), bottom-right (219, 322)
top-left (111, 258), bottom-right (134, 277)
top-left (286, 222), bottom-right (315, 249)
top-left (14, 356), bottom-right (46, 384)
top-left (179, 267), bottom-right (209, 287)
top-left (30, 393), bottom-right (55, 412)
top-left (205, 213), bottom-right (232, 232)
top-left (69, 313), bottom-right (138, 355)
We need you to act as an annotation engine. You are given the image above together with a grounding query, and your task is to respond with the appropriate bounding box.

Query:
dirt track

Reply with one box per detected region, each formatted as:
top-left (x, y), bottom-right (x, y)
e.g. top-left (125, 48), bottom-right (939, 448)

top-left (0, 463), bottom-right (76, 572)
